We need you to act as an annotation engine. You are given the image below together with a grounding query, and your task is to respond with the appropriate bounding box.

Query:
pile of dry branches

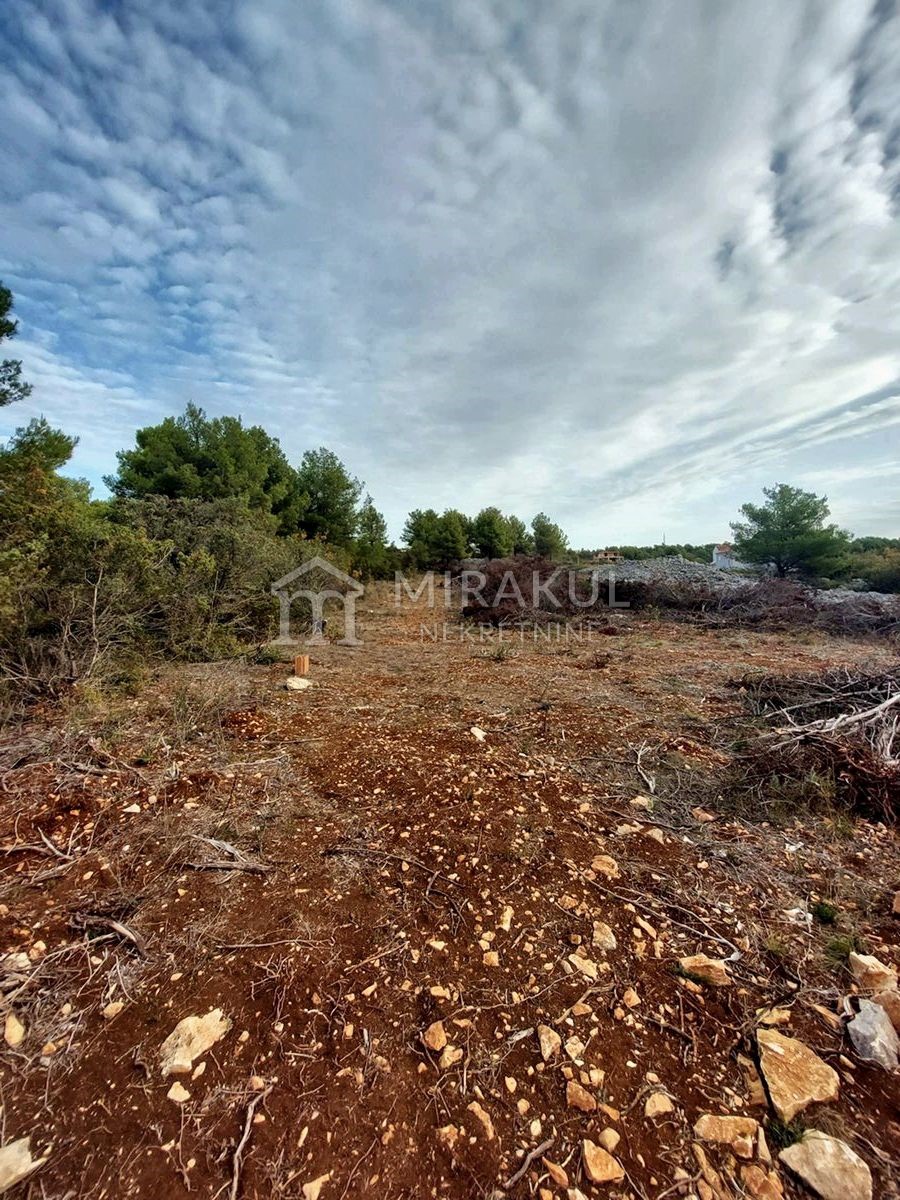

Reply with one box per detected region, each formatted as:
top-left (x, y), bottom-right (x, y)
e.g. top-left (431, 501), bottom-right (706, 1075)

top-left (737, 666), bottom-right (900, 822)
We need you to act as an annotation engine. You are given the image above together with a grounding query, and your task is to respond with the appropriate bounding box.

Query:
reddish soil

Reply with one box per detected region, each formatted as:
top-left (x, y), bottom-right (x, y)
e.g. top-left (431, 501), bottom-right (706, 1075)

top-left (1, 589), bottom-right (898, 1198)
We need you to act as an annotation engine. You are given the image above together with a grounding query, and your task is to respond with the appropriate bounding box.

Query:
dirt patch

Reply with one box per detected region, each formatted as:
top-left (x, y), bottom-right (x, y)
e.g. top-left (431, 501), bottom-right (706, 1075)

top-left (1, 601), bottom-right (898, 1198)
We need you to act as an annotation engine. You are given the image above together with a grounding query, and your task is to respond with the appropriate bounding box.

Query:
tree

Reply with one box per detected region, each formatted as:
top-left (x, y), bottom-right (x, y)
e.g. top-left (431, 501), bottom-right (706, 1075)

top-left (471, 506), bottom-right (513, 559)
top-left (531, 512), bottom-right (569, 560)
top-left (0, 283), bottom-right (32, 407)
top-left (505, 515), bottom-right (534, 556)
top-left (295, 447), bottom-right (362, 547)
top-left (731, 484), bottom-right (850, 578)
top-left (353, 495), bottom-right (389, 578)
top-left (107, 403), bottom-right (304, 533)
top-left (434, 509), bottom-right (470, 565)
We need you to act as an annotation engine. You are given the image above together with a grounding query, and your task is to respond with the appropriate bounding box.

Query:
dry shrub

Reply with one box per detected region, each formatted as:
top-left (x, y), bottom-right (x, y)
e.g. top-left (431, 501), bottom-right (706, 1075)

top-left (734, 667), bottom-right (900, 823)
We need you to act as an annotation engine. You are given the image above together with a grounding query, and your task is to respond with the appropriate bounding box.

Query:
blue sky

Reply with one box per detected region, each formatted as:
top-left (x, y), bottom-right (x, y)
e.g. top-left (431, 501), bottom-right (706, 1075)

top-left (1, 0), bottom-right (899, 545)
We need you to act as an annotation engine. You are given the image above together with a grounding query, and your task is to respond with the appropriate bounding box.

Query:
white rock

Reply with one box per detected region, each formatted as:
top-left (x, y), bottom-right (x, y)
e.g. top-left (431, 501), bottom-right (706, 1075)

top-left (285, 676), bottom-right (313, 691)
top-left (757, 1029), bottom-right (839, 1122)
top-left (160, 1009), bottom-right (232, 1076)
top-left (848, 952), bottom-right (897, 994)
top-left (0, 1137), bottom-right (48, 1193)
top-left (3, 1013), bottom-right (25, 1048)
top-left (846, 998), bottom-right (899, 1071)
top-left (780, 1131), bottom-right (872, 1200)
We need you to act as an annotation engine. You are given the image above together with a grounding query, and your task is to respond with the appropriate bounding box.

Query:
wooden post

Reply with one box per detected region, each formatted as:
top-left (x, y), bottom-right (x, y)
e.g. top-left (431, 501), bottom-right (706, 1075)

top-left (293, 654), bottom-right (310, 676)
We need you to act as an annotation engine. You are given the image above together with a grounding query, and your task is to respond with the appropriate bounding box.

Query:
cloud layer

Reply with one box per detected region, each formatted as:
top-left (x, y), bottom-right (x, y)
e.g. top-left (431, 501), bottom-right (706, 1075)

top-left (2, 0), bottom-right (899, 542)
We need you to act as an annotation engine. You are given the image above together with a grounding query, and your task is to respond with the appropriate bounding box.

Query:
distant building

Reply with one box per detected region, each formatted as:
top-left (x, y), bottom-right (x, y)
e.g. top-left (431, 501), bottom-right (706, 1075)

top-left (592, 549), bottom-right (624, 563)
top-left (712, 542), bottom-right (741, 569)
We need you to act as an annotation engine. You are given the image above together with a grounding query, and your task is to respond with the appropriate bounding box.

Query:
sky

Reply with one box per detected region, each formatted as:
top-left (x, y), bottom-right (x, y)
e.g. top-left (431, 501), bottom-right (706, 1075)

top-left (1, 0), bottom-right (899, 547)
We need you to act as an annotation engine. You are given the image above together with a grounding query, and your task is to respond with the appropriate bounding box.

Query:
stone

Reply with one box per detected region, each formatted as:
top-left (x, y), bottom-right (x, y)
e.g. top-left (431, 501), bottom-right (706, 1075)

top-left (757, 1029), bottom-right (840, 1122)
top-left (590, 854), bottom-right (620, 879)
top-left (467, 1101), bottom-right (495, 1141)
top-left (644, 1092), bottom-right (675, 1118)
top-left (102, 1001), bottom-right (125, 1021)
top-left (592, 921), bottom-right (617, 951)
top-left (582, 1139), bottom-right (624, 1184)
top-left (848, 952), bottom-right (897, 993)
top-left (160, 1009), bottom-right (232, 1076)
top-left (694, 1114), bottom-right (758, 1147)
top-left (846, 998), bottom-right (899, 1070)
top-left (597, 1128), bottom-right (620, 1152)
top-left (302, 1174), bottom-right (331, 1200)
top-left (422, 1020), bottom-right (447, 1052)
top-left (470, 726), bottom-right (486, 741)
top-left (438, 1044), bottom-right (463, 1069)
top-left (482, 950), bottom-right (499, 967)
top-left (568, 953), bottom-right (599, 980)
top-left (436, 1125), bottom-right (459, 1152)
top-left (0, 1137), bottom-right (48, 1192)
top-left (622, 987), bottom-right (640, 1008)
top-left (679, 953), bottom-right (732, 987)
top-left (565, 1035), bottom-right (586, 1063)
top-left (872, 988), bottom-right (900, 1032)
top-left (167, 1081), bottom-right (191, 1104)
top-left (285, 676), bottom-right (313, 691)
top-left (542, 1158), bottom-right (568, 1187)
top-left (780, 1131), bottom-right (872, 1200)
top-left (537, 1024), bottom-right (561, 1061)
top-left (498, 905), bottom-right (514, 932)
top-left (4, 1013), bottom-right (25, 1048)
top-left (566, 1080), bottom-right (596, 1112)
top-left (741, 1164), bottom-right (784, 1199)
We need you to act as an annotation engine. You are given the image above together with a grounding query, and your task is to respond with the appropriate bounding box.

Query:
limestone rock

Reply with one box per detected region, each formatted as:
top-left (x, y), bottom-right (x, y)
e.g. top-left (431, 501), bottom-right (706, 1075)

top-left (160, 1009), bottom-right (232, 1076)
top-left (167, 1081), bottom-right (191, 1104)
top-left (590, 854), bottom-right (620, 879)
top-left (3, 1013), bottom-right (25, 1048)
top-left (644, 1092), bottom-right (675, 1118)
top-left (582, 1139), bottom-right (624, 1184)
top-left (566, 1080), bottom-right (596, 1112)
top-left (302, 1174), bottom-right (331, 1200)
top-left (285, 676), bottom-right (313, 691)
top-left (0, 1137), bottom-right (48, 1193)
top-left (568, 953), bottom-right (599, 980)
top-left (537, 1024), bottom-right (561, 1061)
top-left (597, 1128), bottom-right (620, 1152)
top-left (846, 998), bottom-right (899, 1071)
top-left (422, 1020), bottom-right (447, 1052)
top-left (592, 921), bottom-right (617, 951)
top-left (757, 1029), bottom-right (839, 1122)
top-left (741, 1164), bottom-right (784, 1199)
top-left (679, 953), bottom-right (731, 987)
top-left (438, 1044), bottom-right (463, 1069)
top-left (542, 1158), bottom-right (568, 1187)
top-left (872, 988), bottom-right (900, 1032)
top-left (694, 1115), bottom-right (758, 1157)
top-left (848, 952), bottom-right (897, 993)
top-left (102, 1001), bottom-right (125, 1021)
top-left (779, 1131), bottom-right (872, 1200)
top-left (467, 1100), bottom-right (495, 1141)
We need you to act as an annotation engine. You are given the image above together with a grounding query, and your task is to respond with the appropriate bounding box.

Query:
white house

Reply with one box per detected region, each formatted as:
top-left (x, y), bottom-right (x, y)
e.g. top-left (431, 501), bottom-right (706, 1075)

top-left (712, 542), bottom-right (741, 570)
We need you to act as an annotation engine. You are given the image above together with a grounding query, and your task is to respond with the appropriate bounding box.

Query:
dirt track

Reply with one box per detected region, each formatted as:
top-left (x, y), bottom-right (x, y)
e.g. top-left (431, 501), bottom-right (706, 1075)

top-left (1, 590), bottom-right (898, 1198)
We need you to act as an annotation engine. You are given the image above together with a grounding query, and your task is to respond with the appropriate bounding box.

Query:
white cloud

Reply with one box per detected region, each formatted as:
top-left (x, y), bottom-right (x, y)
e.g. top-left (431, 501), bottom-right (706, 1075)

top-left (1, 0), bottom-right (899, 544)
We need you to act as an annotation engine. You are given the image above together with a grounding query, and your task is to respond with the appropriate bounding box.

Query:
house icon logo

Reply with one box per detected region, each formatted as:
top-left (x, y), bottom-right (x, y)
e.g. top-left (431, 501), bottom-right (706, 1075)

top-left (270, 556), bottom-right (364, 646)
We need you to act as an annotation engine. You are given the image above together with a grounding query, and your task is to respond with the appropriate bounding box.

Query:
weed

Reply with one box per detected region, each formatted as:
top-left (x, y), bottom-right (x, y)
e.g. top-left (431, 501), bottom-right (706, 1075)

top-left (766, 1116), bottom-right (807, 1150)
top-left (812, 900), bottom-right (838, 926)
top-left (825, 932), bottom-right (867, 966)
top-left (763, 933), bottom-right (789, 960)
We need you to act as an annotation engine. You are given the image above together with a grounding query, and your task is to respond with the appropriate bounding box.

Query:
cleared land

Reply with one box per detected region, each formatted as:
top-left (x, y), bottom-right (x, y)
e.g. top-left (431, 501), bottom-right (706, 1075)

top-left (1, 586), bottom-right (898, 1198)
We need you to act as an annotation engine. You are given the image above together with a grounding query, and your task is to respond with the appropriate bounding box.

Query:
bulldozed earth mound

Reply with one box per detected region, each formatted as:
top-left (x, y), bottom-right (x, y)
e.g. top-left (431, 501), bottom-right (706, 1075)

top-left (1, 591), bottom-right (898, 1198)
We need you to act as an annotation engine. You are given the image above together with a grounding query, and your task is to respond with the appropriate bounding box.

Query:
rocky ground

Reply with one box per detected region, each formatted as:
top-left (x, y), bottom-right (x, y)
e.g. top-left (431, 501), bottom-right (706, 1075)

top-left (1, 585), bottom-right (898, 1198)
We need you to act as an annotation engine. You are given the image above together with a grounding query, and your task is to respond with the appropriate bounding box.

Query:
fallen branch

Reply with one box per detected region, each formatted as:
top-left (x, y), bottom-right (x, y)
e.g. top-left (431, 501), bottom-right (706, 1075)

top-left (504, 1136), bottom-right (554, 1190)
top-left (228, 1086), bottom-right (272, 1200)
